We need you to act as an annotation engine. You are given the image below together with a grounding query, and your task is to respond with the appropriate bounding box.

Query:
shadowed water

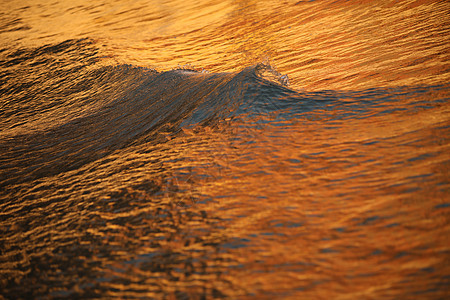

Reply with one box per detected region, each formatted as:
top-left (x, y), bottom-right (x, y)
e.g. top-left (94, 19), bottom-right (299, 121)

top-left (1, 0), bottom-right (449, 299)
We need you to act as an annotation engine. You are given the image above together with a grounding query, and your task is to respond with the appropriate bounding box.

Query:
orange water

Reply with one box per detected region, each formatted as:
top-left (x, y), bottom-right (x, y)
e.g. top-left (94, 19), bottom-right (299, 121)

top-left (1, 0), bottom-right (449, 299)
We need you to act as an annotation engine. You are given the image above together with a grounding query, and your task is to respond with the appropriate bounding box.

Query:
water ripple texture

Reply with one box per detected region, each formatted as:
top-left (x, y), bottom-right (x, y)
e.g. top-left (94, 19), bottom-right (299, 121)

top-left (0, 1), bottom-right (449, 299)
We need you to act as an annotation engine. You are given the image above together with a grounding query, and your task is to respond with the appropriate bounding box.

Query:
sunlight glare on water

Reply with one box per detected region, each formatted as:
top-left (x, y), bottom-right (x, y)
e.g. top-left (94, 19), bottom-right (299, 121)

top-left (0, 0), bottom-right (449, 299)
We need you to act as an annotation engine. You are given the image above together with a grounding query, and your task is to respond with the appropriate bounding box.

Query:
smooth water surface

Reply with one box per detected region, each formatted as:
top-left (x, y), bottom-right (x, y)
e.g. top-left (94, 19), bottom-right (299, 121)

top-left (1, 0), bottom-right (449, 299)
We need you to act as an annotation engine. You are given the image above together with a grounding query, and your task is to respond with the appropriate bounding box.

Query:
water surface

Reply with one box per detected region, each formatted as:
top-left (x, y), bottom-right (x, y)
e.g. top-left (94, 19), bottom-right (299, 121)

top-left (1, 0), bottom-right (449, 299)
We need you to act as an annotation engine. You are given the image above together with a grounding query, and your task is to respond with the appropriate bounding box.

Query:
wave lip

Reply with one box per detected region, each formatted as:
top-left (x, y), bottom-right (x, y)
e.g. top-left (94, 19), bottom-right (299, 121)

top-left (254, 63), bottom-right (290, 87)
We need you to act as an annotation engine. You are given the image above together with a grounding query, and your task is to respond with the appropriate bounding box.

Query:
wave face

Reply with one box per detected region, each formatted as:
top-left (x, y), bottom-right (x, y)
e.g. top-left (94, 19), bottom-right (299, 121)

top-left (1, 2), bottom-right (450, 299)
top-left (0, 40), bottom-right (297, 186)
top-left (2, 40), bottom-right (444, 187)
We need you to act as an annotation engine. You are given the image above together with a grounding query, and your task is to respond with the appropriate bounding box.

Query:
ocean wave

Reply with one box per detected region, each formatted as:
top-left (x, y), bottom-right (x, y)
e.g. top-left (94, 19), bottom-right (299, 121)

top-left (0, 39), bottom-right (447, 188)
top-left (0, 39), bottom-right (300, 186)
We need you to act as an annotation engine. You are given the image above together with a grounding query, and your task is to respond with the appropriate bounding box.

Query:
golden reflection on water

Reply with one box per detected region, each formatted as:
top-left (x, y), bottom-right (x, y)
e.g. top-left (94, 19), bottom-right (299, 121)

top-left (9, 103), bottom-right (444, 298)
top-left (171, 104), bottom-right (449, 298)
top-left (117, 0), bottom-right (449, 90)
top-left (1, 101), bottom-right (449, 298)
top-left (1, 0), bottom-right (448, 90)
top-left (1, 0), bottom-right (449, 298)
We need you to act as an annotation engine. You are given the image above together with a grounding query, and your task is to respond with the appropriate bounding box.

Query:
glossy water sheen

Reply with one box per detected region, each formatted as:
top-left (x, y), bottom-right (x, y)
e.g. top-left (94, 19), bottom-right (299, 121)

top-left (1, 0), bottom-right (449, 299)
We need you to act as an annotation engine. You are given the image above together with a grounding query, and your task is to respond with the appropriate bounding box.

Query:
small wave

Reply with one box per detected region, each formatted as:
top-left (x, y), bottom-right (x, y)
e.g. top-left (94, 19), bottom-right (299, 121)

top-left (1, 39), bottom-right (447, 187)
top-left (0, 43), bottom-right (299, 185)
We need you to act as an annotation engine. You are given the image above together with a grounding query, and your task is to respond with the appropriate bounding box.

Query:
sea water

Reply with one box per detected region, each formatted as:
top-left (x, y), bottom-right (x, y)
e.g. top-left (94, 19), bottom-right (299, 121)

top-left (0, 0), bottom-right (449, 298)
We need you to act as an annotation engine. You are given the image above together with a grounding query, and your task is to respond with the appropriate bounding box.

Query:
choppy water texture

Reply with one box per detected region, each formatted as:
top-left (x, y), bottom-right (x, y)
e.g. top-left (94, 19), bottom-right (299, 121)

top-left (1, 0), bottom-right (449, 299)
